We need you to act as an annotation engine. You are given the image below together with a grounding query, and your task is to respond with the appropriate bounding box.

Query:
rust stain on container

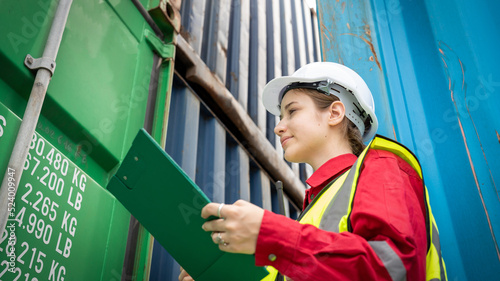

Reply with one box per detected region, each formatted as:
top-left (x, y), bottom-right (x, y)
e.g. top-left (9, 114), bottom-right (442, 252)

top-left (458, 54), bottom-right (499, 204)
top-left (347, 22), bottom-right (350, 30)
top-left (180, 27), bottom-right (192, 43)
top-left (364, 24), bottom-right (371, 38)
top-left (369, 56), bottom-right (374, 61)
top-left (342, 2), bottom-right (346, 13)
top-left (497, 130), bottom-right (500, 144)
top-left (459, 58), bottom-right (465, 90)
top-left (454, 49), bottom-right (497, 205)
top-left (230, 71), bottom-right (238, 82)
top-left (321, 21), bottom-right (334, 41)
top-left (439, 41), bottom-right (500, 256)
top-left (341, 32), bottom-right (382, 70)
top-left (440, 56), bottom-right (448, 69)
top-left (318, 8), bottom-right (329, 61)
top-left (319, 5), bottom-right (335, 42)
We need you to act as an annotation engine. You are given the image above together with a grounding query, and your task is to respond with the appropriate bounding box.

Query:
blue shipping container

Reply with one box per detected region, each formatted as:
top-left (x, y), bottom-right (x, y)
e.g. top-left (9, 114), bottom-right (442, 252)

top-left (316, 0), bottom-right (500, 280)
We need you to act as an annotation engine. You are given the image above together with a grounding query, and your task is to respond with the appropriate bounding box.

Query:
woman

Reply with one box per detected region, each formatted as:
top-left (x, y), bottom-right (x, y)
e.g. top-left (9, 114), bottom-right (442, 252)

top-left (179, 62), bottom-right (446, 281)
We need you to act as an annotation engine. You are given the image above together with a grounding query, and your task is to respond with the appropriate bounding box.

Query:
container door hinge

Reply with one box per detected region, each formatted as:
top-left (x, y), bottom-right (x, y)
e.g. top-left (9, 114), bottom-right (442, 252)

top-left (24, 54), bottom-right (56, 76)
top-left (148, 0), bottom-right (181, 34)
top-left (144, 29), bottom-right (175, 60)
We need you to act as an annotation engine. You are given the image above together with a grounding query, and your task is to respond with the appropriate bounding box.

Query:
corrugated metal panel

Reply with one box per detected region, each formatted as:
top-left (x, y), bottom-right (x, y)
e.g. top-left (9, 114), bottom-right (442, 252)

top-left (248, 0), bottom-right (267, 132)
top-left (226, 0), bottom-right (250, 109)
top-left (291, 0), bottom-right (307, 68)
top-left (266, 0), bottom-right (282, 80)
top-left (150, 0), bottom-right (321, 279)
top-left (317, 0), bottom-right (500, 280)
top-left (196, 106), bottom-right (226, 203)
top-left (310, 6), bottom-right (322, 63)
top-left (226, 136), bottom-right (251, 202)
top-left (265, 0), bottom-right (281, 146)
top-left (301, 0), bottom-right (315, 64)
top-left (280, 0), bottom-right (296, 76)
top-left (201, 0), bottom-right (230, 83)
top-left (164, 81), bottom-right (200, 180)
top-left (177, 0), bottom-right (321, 214)
top-left (180, 0), bottom-right (206, 54)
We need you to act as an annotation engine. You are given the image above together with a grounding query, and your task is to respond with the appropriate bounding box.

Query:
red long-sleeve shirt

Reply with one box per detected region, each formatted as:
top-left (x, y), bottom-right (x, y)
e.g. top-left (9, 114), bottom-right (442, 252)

top-left (255, 150), bottom-right (427, 281)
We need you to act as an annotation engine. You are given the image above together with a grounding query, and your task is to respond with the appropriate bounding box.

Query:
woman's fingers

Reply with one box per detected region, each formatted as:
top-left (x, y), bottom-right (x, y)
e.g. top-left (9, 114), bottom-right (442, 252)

top-left (179, 267), bottom-right (194, 281)
top-left (201, 202), bottom-right (228, 219)
top-left (202, 218), bottom-right (226, 231)
top-left (211, 231), bottom-right (230, 244)
top-left (201, 200), bottom-right (265, 254)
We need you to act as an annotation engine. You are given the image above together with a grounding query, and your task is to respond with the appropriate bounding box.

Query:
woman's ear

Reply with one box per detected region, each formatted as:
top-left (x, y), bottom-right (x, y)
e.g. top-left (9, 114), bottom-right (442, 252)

top-left (328, 101), bottom-right (345, 126)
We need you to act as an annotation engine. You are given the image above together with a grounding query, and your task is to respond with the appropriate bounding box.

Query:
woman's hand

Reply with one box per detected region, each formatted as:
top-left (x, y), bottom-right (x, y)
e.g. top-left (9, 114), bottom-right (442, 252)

top-left (179, 266), bottom-right (194, 281)
top-left (201, 200), bottom-right (265, 254)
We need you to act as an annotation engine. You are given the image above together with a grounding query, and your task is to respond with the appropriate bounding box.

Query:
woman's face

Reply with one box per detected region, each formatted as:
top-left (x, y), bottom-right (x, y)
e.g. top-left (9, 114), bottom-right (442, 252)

top-left (274, 89), bottom-right (331, 165)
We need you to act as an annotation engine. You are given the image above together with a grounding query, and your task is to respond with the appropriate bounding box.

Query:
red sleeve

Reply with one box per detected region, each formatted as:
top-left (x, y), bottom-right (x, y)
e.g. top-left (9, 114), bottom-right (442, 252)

top-left (255, 150), bottom-right (427, 281)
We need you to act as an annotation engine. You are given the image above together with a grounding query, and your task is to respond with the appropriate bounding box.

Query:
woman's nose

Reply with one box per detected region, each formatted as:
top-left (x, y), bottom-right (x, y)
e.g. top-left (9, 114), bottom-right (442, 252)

top-left (274, 119), bottom-right (286, 136)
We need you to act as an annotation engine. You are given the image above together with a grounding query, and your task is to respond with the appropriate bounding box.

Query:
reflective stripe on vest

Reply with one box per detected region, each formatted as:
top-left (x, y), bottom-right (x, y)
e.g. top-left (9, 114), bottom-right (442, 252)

top-left (260, 135), bottom-right (447, 281)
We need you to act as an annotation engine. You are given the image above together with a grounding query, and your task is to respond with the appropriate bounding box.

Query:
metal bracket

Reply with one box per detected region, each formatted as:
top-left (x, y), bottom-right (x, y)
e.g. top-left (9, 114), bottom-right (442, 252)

top-left (24, 54), bottom-right (56, 76)
top-left (148, 0), bottom-right (181, 34)
top-left (144, 29), bottom-right (175, 59)
top-left (317, 79), bottom-right (333, 95)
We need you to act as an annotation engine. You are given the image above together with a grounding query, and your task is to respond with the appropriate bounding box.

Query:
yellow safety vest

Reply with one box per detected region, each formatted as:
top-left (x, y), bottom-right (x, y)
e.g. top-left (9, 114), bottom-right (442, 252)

top-left (261, 135), bottom-right (447, 281)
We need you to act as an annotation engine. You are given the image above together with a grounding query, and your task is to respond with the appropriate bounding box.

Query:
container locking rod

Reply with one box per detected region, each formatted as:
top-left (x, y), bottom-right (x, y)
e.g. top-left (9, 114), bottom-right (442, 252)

top-left (0, 0), bottom-right (73, 234)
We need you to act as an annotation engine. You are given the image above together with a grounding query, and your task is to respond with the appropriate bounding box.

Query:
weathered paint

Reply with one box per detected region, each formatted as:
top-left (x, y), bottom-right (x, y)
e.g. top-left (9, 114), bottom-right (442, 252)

top-left (317, 0), bottom-right (500, 279)
top-left (439, 39), bottom-right (500, 262)
top-left (340, 31), bottom-right (381, 70)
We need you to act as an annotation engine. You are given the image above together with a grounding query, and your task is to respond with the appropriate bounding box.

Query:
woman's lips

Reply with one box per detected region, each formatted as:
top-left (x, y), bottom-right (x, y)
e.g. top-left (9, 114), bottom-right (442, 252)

top-left (281, 136), bottom-right (292, 147)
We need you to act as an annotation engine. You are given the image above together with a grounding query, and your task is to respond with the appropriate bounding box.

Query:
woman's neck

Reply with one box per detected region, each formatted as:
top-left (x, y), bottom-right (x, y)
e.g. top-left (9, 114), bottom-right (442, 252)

top-left (309, 139), bottom-right (353, 171)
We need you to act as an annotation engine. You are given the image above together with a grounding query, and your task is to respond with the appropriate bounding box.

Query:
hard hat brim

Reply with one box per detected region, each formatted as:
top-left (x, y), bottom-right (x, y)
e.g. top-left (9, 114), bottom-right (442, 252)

top-left (262, 75), bottom-right (327, 116)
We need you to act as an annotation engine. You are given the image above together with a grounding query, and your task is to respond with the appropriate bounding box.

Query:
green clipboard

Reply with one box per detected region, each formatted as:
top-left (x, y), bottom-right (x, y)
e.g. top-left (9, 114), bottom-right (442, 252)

top-left (107, 129), bottom-right (269, 281)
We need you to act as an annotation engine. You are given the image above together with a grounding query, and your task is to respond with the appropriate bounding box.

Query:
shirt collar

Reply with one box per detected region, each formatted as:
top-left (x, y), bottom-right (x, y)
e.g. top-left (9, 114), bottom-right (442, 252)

top-left (306, 153), bottom-right (358, 189)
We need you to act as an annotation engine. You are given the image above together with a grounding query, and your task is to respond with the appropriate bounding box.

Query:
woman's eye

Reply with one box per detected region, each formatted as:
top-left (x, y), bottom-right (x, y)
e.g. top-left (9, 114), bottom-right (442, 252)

top-left (288, 109), bottom-right (296, 115)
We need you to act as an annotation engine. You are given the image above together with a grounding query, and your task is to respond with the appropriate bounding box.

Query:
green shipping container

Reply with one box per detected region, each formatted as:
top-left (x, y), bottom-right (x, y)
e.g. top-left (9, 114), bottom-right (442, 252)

top-left (0, 0), bottom-right (178, 280)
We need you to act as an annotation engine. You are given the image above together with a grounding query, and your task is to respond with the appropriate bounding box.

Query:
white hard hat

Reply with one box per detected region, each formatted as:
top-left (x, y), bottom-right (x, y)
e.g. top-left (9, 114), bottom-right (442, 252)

top-left (262, 62), bottom-right (378, 142)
